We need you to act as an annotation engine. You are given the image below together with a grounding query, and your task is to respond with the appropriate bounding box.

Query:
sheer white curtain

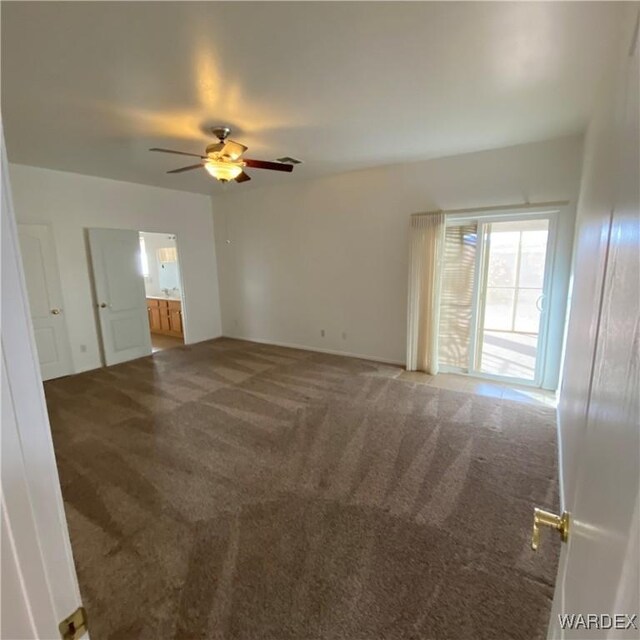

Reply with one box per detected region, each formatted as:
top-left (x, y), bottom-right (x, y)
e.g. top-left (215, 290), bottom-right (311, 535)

top-left (406, 212), bottom-right (445, 374)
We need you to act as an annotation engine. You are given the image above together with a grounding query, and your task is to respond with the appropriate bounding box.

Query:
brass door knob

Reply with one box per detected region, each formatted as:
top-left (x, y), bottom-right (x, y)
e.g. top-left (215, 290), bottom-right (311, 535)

top-left (531, 508), bottom-right (570, 550)
top-left (99, 302), bottom-right (108, 308)
top-left (50, 308), bottom-right (62, 315)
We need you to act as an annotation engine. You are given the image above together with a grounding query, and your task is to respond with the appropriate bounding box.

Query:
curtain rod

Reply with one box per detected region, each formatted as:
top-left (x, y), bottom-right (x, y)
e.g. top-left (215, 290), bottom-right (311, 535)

top-left (412, 200), bottom-right (570, 217)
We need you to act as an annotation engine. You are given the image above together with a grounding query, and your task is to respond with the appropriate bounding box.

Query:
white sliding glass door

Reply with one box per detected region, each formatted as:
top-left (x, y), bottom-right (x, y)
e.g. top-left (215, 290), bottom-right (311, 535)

top-left (474, 218), bottom-right (550, 382)
top-left (440, 212), bottom-right (555, 386)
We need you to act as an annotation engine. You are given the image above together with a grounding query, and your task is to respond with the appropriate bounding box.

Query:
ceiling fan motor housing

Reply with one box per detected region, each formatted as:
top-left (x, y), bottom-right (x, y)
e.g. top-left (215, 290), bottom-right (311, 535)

top-left (211, 126), bottom-right (231, 142)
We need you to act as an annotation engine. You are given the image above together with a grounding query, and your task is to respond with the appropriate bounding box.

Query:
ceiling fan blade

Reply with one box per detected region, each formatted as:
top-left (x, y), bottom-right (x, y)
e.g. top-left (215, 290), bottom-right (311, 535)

top-left (220, 140), bottom-right (248, 161)
top-left (235, 171), bottom-right (251, 183)
top-left (167, 163), bottom-right (204, 174)
top-left (243, 158), bottom-right (294, 173)
top-left (150, 147), bottom-right (206, 159)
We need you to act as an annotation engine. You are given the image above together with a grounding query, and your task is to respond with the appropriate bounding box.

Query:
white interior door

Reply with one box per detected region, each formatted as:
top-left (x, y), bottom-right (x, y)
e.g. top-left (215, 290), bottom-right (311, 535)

top-left (548, 10), bottom-right (639, 638)
top-left (2, 123), bottom-right (84, 639)
top-left (17, 223), bottom-right (73, 380)
top-left (88, 228), bottom-right (152, 366)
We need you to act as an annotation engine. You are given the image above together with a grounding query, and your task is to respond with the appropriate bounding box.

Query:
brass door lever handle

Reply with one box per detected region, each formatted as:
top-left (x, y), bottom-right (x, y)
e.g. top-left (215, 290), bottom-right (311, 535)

top-left (531, 508), bottom-right (570, 550)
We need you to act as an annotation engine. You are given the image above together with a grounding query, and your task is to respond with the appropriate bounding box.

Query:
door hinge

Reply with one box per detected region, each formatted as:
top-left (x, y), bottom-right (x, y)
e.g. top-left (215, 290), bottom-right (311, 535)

top-left (59, 606), bottom-right (88, 640)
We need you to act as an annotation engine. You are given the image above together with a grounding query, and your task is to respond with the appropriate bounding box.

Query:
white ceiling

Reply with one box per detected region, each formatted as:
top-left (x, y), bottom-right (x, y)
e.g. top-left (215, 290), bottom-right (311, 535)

top-left (1, 2), bottom-right (622, 194)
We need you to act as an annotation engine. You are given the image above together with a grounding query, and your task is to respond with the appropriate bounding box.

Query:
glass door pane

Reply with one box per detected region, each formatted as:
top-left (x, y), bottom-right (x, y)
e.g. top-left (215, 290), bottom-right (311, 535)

top-left (476, 218), bottom-right (550, 381)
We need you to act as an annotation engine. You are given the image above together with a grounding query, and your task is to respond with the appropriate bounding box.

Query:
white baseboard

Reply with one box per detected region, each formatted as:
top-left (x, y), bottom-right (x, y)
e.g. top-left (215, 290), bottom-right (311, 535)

top-left (220, 334), bottom-right (405, 367)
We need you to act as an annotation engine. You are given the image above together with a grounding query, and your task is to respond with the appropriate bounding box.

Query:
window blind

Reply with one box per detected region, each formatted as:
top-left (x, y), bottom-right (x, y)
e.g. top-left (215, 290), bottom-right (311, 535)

top-left (438, 223), bottom-right (477, 371)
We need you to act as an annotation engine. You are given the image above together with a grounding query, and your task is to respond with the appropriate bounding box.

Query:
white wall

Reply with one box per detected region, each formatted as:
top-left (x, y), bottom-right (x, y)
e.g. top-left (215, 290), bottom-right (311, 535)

top-left (9, 164), bottom-right (222, 373)
top-left (212, 135), bottom-right (583, 376)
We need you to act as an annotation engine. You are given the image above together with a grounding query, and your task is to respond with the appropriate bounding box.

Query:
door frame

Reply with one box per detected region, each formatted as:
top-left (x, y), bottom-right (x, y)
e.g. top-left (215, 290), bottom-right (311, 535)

top-left (441, 207), bottom-right (560, 387)
top-left (138, 229), bottom-right (189, 344)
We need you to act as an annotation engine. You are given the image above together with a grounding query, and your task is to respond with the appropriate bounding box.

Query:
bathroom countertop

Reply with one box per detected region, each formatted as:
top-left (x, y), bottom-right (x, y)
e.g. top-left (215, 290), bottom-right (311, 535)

top-left (146, 295), bottom-right (182, 302)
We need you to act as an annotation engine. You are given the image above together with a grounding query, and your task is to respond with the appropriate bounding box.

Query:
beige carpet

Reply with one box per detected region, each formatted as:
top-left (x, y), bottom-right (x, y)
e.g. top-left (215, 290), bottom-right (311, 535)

top-left (44, 338), bottom-right (560, 640)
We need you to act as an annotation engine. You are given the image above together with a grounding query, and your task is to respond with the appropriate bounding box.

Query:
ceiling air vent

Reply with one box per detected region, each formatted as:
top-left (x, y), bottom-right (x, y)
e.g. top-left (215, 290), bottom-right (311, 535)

top-left (276, 156), bottom-right (302, 165)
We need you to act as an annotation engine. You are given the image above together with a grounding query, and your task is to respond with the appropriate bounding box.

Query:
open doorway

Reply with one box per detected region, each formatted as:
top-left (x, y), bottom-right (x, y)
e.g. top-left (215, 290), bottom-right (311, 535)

top-left (139, 231), bottom-right (185, 353)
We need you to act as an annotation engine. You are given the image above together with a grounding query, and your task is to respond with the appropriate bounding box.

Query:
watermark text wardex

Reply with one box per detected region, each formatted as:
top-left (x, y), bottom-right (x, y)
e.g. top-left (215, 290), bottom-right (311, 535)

top-left (558, 614), bottom-right (638, 631)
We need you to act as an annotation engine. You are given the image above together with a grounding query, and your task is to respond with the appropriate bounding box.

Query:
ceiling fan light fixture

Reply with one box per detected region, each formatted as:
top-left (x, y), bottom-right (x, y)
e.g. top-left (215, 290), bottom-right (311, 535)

top-left (151, 129), bottom-right (295, 183)
top-left (204, 160), bottom-right (244, 182)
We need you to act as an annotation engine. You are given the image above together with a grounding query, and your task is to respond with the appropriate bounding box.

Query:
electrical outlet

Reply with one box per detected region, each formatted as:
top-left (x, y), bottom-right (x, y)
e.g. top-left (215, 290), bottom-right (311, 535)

top-left (320, 329), bottom-right (325, 337)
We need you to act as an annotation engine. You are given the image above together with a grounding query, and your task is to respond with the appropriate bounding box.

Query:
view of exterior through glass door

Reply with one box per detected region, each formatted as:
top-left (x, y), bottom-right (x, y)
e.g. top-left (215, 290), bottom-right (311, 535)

top-left (438, 212), bottom-right (554, 385)
top-left (474, 218), bottom-right (550, 381)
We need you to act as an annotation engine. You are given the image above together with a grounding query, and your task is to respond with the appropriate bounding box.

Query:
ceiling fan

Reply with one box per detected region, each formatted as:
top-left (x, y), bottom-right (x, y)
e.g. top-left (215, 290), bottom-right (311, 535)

top-left (149, 127), bottom-right (295, 183)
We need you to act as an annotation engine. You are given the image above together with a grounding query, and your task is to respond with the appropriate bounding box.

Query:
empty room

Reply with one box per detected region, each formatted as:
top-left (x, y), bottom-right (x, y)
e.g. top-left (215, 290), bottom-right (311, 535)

top-left (1, 2), bottom-right (638, 640)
